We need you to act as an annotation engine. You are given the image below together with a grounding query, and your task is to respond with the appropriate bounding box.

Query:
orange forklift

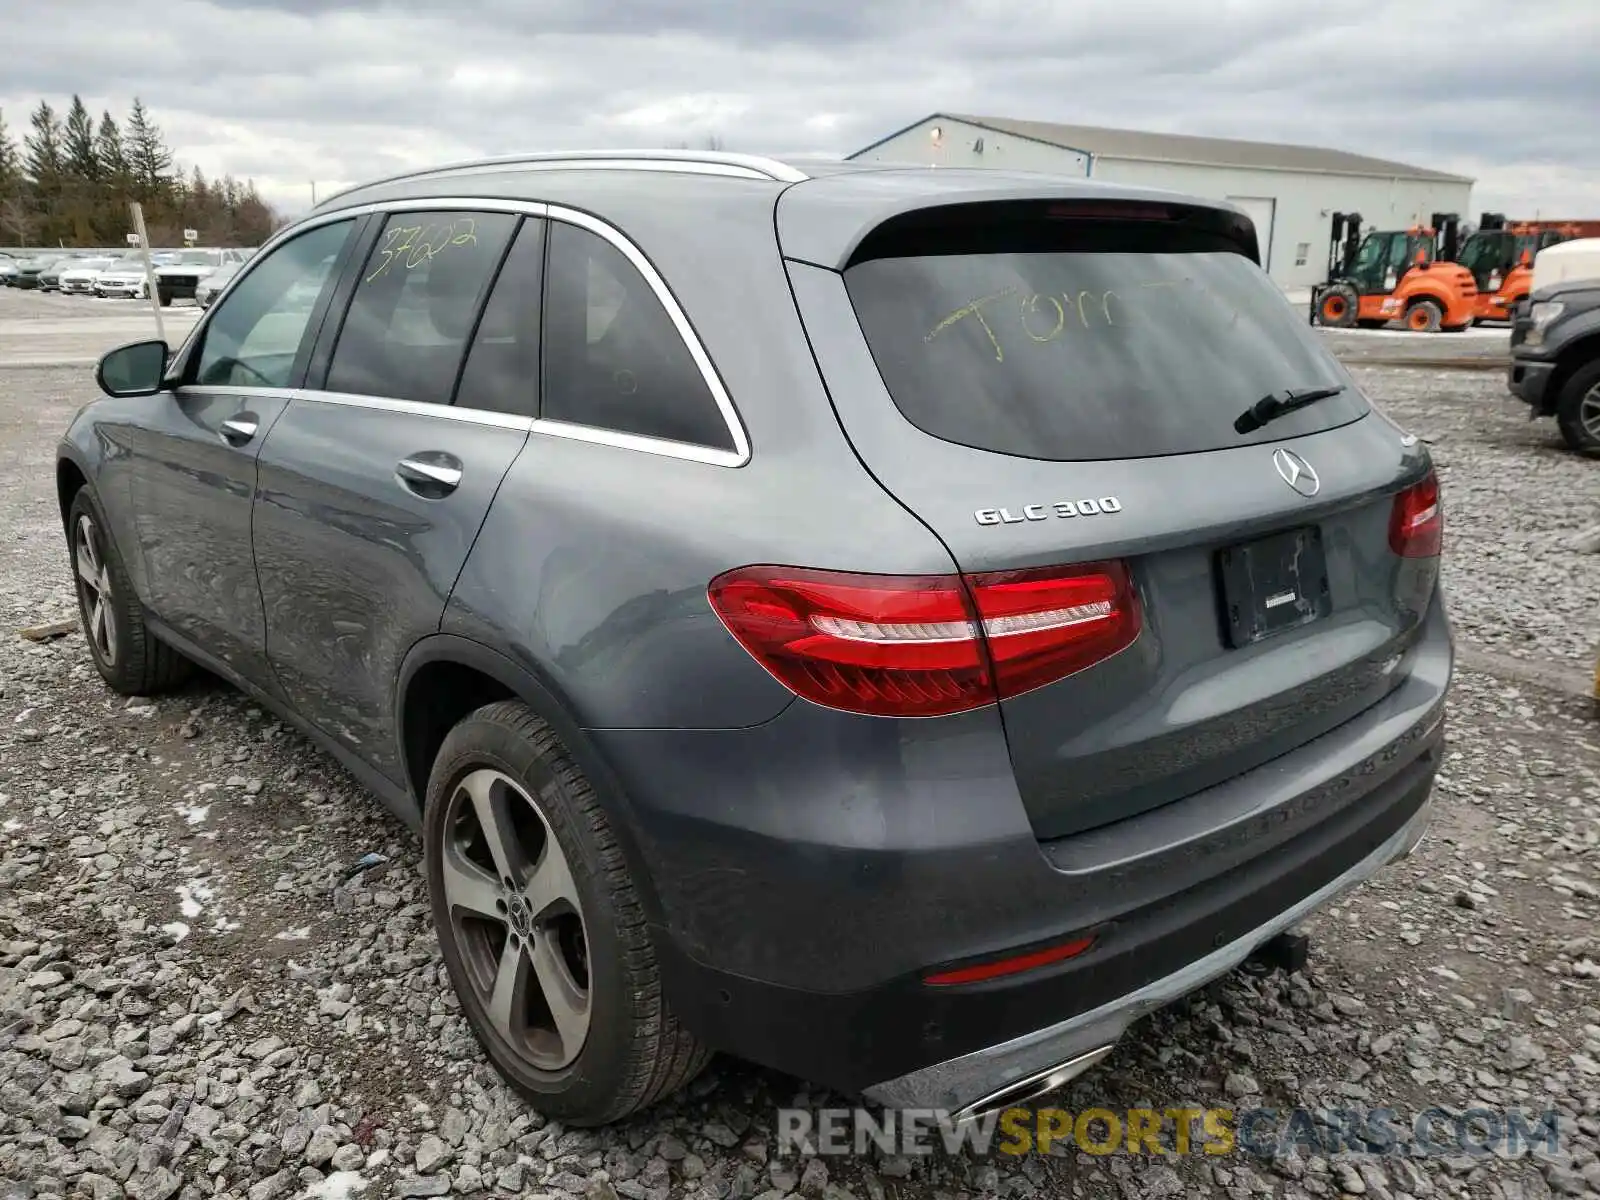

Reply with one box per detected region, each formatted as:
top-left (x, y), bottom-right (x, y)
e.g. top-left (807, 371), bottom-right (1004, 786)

top-left (1311, 212), bottom-right (1478, 332)
top-left (1456, 213), bottom-right (1600, 323)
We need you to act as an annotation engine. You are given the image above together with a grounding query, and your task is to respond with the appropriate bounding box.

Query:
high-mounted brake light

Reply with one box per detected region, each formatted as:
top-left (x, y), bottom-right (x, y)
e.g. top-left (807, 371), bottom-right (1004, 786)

top-left (706, 562), bottom-right (1141, 718)
top-left (1046, 202), bottom-right (1173, 222)
top-left (1389, 471), bottom-right (1443, 558)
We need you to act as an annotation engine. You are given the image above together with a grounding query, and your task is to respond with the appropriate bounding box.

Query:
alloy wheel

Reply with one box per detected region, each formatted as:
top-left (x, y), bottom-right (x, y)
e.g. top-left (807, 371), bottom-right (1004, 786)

top-left (74, 514), bottom-right (117, 666)
top-left (440, 768), bottom-right (592, 1070)
top-left (1582, 382), bottom-right (1600, 441)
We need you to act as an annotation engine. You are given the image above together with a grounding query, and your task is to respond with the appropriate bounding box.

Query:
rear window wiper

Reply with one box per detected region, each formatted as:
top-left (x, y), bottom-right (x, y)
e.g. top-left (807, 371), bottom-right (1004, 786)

top-left (1234, 385), bottom-right (1347, 435)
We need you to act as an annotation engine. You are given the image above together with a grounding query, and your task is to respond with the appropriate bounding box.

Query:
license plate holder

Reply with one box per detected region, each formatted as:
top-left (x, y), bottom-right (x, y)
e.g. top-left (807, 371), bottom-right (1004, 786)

top-left (1217, 525), bottom-right (1332, 648)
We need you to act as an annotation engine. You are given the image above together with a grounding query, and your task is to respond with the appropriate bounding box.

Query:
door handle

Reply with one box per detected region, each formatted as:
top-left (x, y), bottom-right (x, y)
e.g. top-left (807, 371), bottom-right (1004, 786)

top-left (396, 454), bottom-right (464, 497)
top-left (220, 414), bottom-right (259, 444)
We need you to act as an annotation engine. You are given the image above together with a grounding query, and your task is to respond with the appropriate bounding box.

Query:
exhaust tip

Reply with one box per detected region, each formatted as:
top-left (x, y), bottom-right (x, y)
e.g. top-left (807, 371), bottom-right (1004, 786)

top-left (951, 1045), bottom-right (1115, 1125)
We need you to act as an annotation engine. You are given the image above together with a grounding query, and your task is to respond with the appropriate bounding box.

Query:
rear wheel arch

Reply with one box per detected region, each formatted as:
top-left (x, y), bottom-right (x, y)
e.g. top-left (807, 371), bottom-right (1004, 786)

top-left (396, 635), bottom-right (669, 924)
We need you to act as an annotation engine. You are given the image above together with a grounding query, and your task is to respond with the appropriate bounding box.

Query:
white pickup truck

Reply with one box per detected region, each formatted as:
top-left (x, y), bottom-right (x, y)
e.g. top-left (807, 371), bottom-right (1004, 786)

top-left (154, 248), bottom-right (248, 306)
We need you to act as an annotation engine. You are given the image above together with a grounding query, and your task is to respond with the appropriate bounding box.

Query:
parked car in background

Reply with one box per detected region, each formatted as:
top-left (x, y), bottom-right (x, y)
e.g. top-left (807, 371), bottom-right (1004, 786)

top-left (94, 259), bottom-right (155, 300)
top-left (61, 152), bottom-right (1450, 1126)
top-left (1509, 238), bottom-right (1600, 455)
top-left (7, 256), bottom-right (49, 288)
top-left (38, 256), bottom-right (89, 291)
top-left (59, 257), bottom-right (120, 295)
top-left (195, 259), bottom-right (243, 308)
top-left (154, 248), bottom-right (246, 305)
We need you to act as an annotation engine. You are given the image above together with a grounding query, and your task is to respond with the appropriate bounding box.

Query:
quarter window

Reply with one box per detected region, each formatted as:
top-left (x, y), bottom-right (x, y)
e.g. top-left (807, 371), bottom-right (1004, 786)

top-left (192, 220), bottom-right (353, 388)
top-left (326, 211), bottom-right (516, 405)
top-left (542, 221), bottom-right (734, 451)
top-left (455, 218), bottom-right (544, 419)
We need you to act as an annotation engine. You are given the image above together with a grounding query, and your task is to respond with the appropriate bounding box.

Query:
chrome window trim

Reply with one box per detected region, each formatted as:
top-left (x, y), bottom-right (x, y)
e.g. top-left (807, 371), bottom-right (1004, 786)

top-left (184, 196), bottom-right (752, 466)
top-left (178, 385), bottom-right (299, 402)
top-left (526, 418), bottom-right (746, 467)
top-left (307, 390), bottom-right (535, 432)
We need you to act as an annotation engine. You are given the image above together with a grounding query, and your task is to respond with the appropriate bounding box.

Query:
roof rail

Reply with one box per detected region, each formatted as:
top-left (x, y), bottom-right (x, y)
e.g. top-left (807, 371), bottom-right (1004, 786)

top-left (317, 150), bottom-right (809, 208)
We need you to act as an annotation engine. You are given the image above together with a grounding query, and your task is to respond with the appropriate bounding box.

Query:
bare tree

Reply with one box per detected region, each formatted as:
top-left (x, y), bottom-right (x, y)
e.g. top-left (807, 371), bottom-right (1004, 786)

top-left (1, 196), bottom-right (37, 247)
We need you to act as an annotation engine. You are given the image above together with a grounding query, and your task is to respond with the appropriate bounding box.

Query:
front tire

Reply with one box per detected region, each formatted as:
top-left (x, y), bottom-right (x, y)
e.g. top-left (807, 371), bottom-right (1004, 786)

top-left (65, 487), bottom-right (192, 694)
top-left (1556, 360), bottom-right (1600, 456)
top-left (424, 701), bottom-right (710, 1125)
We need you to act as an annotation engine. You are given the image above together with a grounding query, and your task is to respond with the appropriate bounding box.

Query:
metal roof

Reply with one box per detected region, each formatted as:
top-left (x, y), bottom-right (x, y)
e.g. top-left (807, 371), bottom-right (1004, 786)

top-left (851, 113), bottom-right (1474, 185)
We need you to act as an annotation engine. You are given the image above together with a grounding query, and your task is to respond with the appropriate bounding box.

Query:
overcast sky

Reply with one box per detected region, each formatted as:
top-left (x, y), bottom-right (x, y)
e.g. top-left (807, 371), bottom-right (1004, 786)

top-left (5, 0), bottom-right (1598, 219)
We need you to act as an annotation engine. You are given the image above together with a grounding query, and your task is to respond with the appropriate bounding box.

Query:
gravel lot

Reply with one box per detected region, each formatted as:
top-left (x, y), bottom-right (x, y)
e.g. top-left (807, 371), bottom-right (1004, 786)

top-left (2, 289), bottom-right (1598, 1200)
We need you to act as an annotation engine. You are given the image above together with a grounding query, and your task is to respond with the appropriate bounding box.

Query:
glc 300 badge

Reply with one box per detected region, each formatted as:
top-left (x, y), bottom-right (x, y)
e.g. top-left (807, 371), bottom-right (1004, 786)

top-left (975, 497), bottom-right (1124, 526)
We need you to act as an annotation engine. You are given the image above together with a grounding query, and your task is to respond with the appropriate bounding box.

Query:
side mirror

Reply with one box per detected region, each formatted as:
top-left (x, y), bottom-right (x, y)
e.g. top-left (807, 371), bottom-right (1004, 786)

top-left (96, 339), bottom-right (169, 398)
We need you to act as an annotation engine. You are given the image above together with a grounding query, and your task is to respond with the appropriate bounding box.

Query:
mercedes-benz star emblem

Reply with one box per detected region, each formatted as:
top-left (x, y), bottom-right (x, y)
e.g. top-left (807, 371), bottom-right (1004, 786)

top-left (1272, 448), bottom-right (1320, 497)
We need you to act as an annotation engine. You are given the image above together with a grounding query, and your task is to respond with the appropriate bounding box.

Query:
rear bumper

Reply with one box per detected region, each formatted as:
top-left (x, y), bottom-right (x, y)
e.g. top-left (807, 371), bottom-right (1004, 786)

top-left (866, 789), bottom-right (1433, 1113)
top-left (595, 600), bottom-right (1452, 1106)
top-left (1508, 356), bottom-right (1556, 412)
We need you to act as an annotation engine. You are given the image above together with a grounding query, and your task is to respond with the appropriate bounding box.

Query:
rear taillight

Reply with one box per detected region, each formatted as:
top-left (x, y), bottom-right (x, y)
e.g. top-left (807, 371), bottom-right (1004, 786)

top-left (706, 561), bottom-right (1140, 718)
top-left (1389, 472), bottom-right (1443, 558)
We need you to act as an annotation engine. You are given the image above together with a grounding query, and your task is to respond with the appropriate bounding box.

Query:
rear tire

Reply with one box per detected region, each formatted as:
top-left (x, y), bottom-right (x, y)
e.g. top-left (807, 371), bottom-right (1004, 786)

top-left (1556, 360), bottom-right (1600, 456)
top-left (424, 700), bottom-right (711, 1125)
top-left (1406, 300), bottom-right (1443, 332)
top-left (65, 487), bottom-right (192, 695)
top-left (1317, 285), bottom-right (1359, 328)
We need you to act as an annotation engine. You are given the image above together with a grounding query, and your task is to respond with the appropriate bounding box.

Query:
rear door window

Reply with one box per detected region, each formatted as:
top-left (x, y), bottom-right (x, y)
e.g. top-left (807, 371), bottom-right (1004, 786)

top-left (845, 225), bottom-right (1366, 462)
top-left (455, 217), bottom-right (544, 418)
top-left (326, 211), bottom-right (516, 405)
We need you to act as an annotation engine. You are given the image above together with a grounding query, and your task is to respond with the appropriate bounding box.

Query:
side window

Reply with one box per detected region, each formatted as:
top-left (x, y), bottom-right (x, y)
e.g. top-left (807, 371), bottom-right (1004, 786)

top-left (542, 221), bottom-right (734, 451)
top-left (325, 210), bottom-right (516, 405)
top-left (192, 220), bottom-right (353, 388)
top-left (455, 218), bottom-right (544, 418)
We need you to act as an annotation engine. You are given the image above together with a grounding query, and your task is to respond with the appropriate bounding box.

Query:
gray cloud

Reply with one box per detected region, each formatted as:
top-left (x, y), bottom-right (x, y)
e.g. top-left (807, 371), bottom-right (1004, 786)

top-left (2, 0), bottom-right (1597, 217)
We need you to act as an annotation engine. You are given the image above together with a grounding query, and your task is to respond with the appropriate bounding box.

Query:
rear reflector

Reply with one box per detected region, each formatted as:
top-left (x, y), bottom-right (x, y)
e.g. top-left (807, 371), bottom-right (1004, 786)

top-left (1389, 471), bottom-right (1443, 558)
top-left (923, 935), bottom-right (1097, 986)
top-left (706, 561), bottom-right (1140, 718)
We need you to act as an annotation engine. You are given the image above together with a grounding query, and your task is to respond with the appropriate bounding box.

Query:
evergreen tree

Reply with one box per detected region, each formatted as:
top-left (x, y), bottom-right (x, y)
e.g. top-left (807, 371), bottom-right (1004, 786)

top-left (23, 101), bottom-right (64, 182)
top-left (23, 102), bottom-right (64, 242)
top-left (0, 109), bottom-right (22, 205)
top-left (125, 97), bottom-right (172, 196)
top-left (64, 95), bottom-right (98, 180)
top-left (95, 112), bottom-right (128, 185)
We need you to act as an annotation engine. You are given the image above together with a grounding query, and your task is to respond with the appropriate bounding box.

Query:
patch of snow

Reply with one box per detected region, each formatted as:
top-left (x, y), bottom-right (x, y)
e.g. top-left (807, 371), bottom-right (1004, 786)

top-left (176, 880), bottom-right (215, 919)
top-left (274, 926), bottom-right (312, 941)
top-left (161, 922), bottom-right (190, 942)
top-left (179, 804), bottom-right (210, 825)
top-left (2, 819), bottom-right (23, 833)
top-left (212, 917), bottom-right (241, 934)
top-left (302, 1171), bottom-right (368, 1200)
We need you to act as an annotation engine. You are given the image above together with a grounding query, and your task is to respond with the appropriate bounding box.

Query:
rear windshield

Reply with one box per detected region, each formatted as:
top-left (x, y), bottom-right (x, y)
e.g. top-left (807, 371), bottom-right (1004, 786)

top-left (845, 231), bottom-right (1367, 461)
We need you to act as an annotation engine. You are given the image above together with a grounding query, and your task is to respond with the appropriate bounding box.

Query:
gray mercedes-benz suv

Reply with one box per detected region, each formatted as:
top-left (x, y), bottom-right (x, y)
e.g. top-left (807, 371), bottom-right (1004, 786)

top-left (58, 151), bottom-right (1450, 1126)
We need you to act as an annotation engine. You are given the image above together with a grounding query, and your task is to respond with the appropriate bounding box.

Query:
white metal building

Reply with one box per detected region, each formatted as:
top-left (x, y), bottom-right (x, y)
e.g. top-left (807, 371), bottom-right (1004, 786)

top-left (847, 114), bottom-right (1474, 291)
